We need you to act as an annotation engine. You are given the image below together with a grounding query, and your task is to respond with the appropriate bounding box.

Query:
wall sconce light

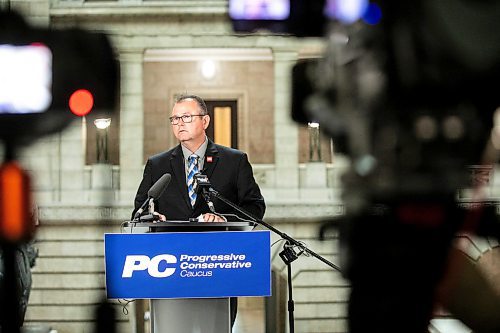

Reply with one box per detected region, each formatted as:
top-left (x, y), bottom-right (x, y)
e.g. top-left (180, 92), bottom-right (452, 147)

top-left (94, 118), bottom-right (111, 163)
top-left (308, 122), bottom-right (321, 162)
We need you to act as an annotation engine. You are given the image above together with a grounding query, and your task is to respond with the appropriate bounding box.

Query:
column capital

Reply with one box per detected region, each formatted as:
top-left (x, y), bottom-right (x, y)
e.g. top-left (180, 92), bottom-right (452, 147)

top-left (118, 48), bottom-right (145, 63)
top-left (272, 49), bottom-right (299, 62)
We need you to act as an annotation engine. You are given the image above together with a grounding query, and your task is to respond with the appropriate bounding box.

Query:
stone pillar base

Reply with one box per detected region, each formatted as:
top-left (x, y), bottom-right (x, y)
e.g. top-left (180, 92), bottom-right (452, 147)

top-left (304, 162), bottom-right (327, 188)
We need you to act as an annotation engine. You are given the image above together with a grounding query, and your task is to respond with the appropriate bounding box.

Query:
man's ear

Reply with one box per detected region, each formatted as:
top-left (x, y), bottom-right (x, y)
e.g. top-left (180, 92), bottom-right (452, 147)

top-left (203, 115), bottom-right (210, 130)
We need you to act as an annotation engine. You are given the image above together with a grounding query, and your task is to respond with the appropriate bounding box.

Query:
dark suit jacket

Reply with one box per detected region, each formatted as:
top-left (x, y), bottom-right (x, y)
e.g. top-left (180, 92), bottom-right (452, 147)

top-left (133, 140), bottom-right (266, 221)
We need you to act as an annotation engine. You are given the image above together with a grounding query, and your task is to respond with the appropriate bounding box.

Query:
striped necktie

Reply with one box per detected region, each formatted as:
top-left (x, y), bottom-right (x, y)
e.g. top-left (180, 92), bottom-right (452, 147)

top-left (187, 154), bottom-right (199, 207)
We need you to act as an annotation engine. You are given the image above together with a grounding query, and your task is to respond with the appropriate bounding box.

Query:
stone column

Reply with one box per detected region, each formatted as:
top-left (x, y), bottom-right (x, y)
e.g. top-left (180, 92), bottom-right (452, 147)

top-left (118, 50), bottom-right (145, 204)
top-left (273, 50), bottom-right (299, 195)
top-left (58, 121), bottom-right (86, 203)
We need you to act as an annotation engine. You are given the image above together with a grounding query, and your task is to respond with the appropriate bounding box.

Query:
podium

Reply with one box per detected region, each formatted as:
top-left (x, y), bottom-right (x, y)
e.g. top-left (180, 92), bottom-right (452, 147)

top-left (105, 221), bottom-right (271, 333)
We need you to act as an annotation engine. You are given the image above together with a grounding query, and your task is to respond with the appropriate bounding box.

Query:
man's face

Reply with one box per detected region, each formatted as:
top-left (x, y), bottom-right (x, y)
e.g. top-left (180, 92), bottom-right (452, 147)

top-left (171, 99), bottom-right (209, 146)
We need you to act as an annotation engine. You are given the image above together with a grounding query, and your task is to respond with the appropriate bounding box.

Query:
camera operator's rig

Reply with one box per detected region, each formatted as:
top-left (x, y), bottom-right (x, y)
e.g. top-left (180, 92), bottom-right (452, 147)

top-left (0, 9), bottom-right (119, 332)
top-left (300, 2), bottom-right (500, 332)
top-left (231, 0), bottom-right (500, 332)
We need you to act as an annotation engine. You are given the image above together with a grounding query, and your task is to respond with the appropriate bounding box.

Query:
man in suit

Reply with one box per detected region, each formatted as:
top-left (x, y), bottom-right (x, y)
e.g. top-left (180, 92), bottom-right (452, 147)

top-left (133, 94), bottom-right (265, 222)
top-left (132, 94), bottom-right (266, 326)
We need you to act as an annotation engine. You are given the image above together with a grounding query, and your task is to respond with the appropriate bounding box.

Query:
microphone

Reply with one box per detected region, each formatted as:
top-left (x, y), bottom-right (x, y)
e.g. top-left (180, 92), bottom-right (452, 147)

top-left (148, 173), bottom-right (171, 199)
top-left (133, 173), bottom-right (171, 220)
top-left (193, 173), bottom-right (216, 213)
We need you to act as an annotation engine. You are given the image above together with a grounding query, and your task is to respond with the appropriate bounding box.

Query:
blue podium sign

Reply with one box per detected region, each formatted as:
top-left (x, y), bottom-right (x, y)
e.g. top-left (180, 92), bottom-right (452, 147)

top-left (105, 231), bottom-right (271, 299)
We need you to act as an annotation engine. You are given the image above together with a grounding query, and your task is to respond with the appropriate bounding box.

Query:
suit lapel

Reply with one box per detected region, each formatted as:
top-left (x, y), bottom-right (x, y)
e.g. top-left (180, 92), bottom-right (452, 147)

top-left (202, 140), bottom-right (219, 179)
top-left (170, 145), bottom-right (192, 210)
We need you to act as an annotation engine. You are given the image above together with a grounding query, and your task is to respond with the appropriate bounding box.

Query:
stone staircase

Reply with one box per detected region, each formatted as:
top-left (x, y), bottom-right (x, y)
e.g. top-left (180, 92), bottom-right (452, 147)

top-left (22, 218), bottom-right (349, 333)
top-left (23, 221), bottom-right (132, 333)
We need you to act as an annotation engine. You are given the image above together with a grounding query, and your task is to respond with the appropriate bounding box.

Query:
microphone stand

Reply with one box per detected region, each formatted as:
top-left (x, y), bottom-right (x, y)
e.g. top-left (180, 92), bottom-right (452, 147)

top-left (134, 198), bottom-right (161, 222)
top-left (206, 188), bottom-right (341, 333)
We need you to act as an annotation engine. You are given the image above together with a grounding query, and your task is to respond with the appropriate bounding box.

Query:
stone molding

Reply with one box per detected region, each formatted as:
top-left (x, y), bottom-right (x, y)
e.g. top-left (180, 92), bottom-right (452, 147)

top-left (50, 0), bottom-right (228, 17)
top-left (37, 203), bottom-right (345, 222)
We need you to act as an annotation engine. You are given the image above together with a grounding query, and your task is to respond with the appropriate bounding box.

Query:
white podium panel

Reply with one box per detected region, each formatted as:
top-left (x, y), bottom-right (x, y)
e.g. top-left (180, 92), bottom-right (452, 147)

top-left (151, 298), bottom-right (230, 333)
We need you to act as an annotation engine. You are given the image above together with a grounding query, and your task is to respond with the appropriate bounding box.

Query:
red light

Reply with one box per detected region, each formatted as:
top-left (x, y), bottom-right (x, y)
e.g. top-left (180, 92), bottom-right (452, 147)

top-left (69, 89), bottom-right (94, 116)
top-left (0, 162), bottom-right (34, 242)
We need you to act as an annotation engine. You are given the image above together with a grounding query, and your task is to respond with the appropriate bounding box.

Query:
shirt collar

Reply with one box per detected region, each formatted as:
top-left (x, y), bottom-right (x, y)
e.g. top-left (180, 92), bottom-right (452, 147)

top-left (181, 136), bottom-right (208, 167)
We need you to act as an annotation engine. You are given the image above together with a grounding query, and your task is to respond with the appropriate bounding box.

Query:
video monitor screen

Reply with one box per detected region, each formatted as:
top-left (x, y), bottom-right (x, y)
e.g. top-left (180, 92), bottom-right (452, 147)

top-left (229, 0), bottom-right (290, 20)
top-left (0, 44), bottom-right (52, 114)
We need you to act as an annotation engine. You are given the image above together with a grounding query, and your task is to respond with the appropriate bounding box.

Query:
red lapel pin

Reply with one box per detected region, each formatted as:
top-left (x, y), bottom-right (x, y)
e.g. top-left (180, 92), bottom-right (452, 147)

top-left (207, 156), bottom-right (213, 163)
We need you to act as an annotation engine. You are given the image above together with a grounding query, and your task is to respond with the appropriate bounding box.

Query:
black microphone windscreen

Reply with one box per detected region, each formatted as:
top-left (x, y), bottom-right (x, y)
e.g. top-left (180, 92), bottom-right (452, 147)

top-left (148, 173), bottom-right (171, 199)
top-left (193, 173), bottom-right (211, 193)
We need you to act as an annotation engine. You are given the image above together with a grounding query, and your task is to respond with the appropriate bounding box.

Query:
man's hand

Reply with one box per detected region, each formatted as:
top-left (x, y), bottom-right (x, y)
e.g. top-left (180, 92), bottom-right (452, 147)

top-left (202, 213), bottom-right (226, 222)
top-left (153, 212), bottom-right (166, 222)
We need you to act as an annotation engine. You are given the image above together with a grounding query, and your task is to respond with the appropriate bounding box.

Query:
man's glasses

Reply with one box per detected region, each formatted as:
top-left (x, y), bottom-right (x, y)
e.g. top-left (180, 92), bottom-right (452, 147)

top-left (169, 114), bottom-right (205, 125)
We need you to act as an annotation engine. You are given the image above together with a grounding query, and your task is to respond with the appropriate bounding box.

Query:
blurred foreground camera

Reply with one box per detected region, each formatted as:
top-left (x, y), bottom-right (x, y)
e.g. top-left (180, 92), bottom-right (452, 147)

top-left (289, 1), bottom-right (500, 333)
top-left (0, 10), bottom-right (119, 330)
top-left (0, 10), bottom-right (119, 147)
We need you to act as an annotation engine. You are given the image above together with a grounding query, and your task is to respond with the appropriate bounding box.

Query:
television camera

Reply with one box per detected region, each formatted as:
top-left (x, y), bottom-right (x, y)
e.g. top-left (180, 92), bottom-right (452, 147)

top-left (230, 0), bottom-right (500, 332)
top-left (0, 9), bottom-right (119, 331)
